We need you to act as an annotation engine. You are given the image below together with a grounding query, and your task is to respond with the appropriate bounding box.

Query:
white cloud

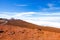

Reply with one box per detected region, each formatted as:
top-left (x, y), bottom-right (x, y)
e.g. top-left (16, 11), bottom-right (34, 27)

top-left (13, 12), bottom-right (60, 28)
top-left (27, 20), bottom-right (60, 28)
top-left (0, 13), bottom-right (11, 19)
top-left (36, 12), bottom-right (60, 16)
top-left (14, 12), bottom-right (35, 16)
top-left (0, 12), bottom-right (60, 28)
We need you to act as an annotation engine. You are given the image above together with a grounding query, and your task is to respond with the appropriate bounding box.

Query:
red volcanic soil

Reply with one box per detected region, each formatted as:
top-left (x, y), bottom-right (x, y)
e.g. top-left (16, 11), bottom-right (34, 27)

top-left (0, 18), bottom-right (60, 40)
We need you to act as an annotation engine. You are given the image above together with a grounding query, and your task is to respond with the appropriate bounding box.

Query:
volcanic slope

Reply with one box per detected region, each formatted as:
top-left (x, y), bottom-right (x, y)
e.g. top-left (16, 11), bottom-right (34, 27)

top-left (0, 18), bottom-right (60, 40)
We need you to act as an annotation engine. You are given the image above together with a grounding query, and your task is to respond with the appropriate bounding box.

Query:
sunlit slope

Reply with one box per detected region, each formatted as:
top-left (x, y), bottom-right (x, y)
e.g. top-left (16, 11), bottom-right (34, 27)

top-left (6, 19), bottom-right (60, 33)
top-left (0, 18), bottom-right (60, 40)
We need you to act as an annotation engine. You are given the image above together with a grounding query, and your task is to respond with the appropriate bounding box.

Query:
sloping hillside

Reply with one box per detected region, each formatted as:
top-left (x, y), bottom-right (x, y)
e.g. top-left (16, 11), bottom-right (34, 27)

top-left (0, 18), bottom-right (60, 40)
top-left (5, 18), bottom-right (60, 33)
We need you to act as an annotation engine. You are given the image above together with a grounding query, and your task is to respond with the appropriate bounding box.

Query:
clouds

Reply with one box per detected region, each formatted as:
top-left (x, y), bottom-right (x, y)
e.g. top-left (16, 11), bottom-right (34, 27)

top-left (47, 3), bottom-right (60, 10)
top-left (41, 3), bottom-right (60, 12)
top-left (0, 13), bottom-right (11, 19)
top-left (0, 12), bottom-right (60, 28)
top-left (0, 12), bottom-right (36, 19)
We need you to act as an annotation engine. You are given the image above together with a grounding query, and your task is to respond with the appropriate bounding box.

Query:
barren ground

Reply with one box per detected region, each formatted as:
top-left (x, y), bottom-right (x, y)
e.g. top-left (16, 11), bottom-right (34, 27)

top-left (0, 18), bottom-right (60, 40)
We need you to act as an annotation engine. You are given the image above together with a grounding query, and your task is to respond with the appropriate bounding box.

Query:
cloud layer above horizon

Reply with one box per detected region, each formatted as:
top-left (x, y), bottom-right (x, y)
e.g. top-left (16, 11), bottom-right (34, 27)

top-left (0, 12), bottom-right (60, 28)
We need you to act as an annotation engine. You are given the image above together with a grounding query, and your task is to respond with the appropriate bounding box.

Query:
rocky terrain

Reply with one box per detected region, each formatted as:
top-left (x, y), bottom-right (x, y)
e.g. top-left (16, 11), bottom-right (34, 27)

top-left (0, 18), bottom-right (60, 40)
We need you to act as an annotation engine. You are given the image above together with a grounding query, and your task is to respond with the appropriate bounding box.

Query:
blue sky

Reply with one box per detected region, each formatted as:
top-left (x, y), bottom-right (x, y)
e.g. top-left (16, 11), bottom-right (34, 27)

top-left (0, 0), bottom-right (60, 12)
top-left (0, 0), bottom-right (60, 28)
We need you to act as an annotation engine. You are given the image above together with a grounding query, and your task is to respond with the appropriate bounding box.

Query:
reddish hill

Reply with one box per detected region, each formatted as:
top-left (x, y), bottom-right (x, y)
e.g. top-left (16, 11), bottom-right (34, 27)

top-left (0, 18), bottom-right (60, 40)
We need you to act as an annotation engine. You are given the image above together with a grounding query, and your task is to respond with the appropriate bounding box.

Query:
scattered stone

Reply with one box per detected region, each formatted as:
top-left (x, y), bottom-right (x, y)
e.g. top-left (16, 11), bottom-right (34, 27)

top-left (0, 30), bottom-right (4, 33)
top-left (38, 29), bottom-right (41, 31)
